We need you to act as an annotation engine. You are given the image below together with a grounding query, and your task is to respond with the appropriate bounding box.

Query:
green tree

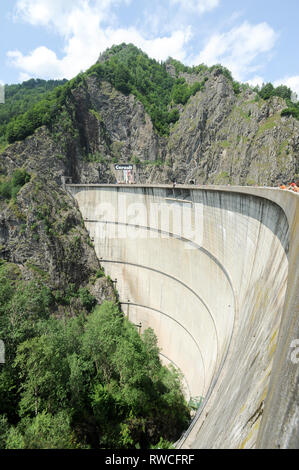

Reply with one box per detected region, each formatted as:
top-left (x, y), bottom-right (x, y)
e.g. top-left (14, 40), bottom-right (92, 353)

top-left (0, 415), bottom-right (11, 448)
top-left (259, 83), bottom-right (275, 100)
top-left (0, 169), bottom-right (30, 201)
top-left (78, 287), bottom-right (97, 312)
top-left (13, 327), bottom-right (70, 416)
top-left (114, 63), bottom-right (131, 95)
top-left (273, 85), bottom-right (292, 100)
top-left (0, 368), bottom-right (19, 423)
top-left (0, 274), bottom-right (191, 450)
top-left (5, 411), bottom-right (77, 449)
top-left (82, 302), bottom-right (123, 380)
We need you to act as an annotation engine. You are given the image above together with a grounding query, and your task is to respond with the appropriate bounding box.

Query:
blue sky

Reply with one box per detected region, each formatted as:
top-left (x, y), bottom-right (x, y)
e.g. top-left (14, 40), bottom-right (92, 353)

top-left (0, 0), bottom-right (298, 95)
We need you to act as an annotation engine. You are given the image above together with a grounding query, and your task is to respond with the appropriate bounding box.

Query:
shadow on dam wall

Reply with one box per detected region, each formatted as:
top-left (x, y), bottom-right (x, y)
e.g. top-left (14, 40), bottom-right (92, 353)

top-left (66, 184), bottom-right (299, 449)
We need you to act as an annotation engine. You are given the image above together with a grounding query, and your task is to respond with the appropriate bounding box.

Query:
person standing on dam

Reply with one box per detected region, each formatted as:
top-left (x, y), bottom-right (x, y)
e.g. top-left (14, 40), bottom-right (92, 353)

top-left (287, 182), bottom-right (299, 192)
top-left (279, 182), bottom-right (299, 192)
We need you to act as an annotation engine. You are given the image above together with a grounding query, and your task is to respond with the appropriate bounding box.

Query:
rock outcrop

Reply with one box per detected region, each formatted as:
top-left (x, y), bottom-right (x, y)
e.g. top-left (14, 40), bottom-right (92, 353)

top-left (1, 61), bottom-right (298, 187)
top-left (0, 49), bottom-right (298, 312)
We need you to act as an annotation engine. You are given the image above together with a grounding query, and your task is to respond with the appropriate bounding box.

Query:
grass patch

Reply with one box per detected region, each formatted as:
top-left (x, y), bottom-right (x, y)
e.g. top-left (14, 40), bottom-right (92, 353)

top-left (0, 169), bottom-right (31, 201)
top-left (84, 151), bottom-right (106, 163)
top-left (256, 114), bottom-right (280, 136)
top-left (89, 109), bottom-right (102, 121)
top-left (218, 140), bottom-right (231, 148)
top-left (214, 171), bottom-right (231, 184)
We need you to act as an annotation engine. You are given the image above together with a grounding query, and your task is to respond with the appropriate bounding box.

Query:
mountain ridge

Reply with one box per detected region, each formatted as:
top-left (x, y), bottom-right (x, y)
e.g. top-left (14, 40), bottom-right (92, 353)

top-left (1, 43), bottom-right (298, 187)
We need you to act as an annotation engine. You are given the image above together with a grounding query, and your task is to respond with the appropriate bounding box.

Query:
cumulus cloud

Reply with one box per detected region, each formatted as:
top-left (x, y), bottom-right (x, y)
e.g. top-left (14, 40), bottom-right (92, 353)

top-left (7, 47), bottom-right (64, 79)
top-left (169, 0), bottom-right (220, 14)
top-left (193, 21), bottom-right (278, 81)
top-left (15, 0), bottom-right (75, 27)
top-left (8, 0), bottom-right (279, 86)
top-left (14, 0), bottom-right (130, 30)
top-left (246, 76), bottom-right (265, 88)
top-left (8, 0), bottom-right (192, 80)
top-left (274, 76), bottom-right (299, 98)
top-left (124, 27), bottom-right (192, 62)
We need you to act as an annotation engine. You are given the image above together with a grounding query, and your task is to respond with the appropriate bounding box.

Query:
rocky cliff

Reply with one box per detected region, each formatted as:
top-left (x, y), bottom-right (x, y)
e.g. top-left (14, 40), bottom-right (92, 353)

top-left (164, 70), bottom-right (299, 185)
top-left (0, 137), bottom-right (116, 317)
top-left (1, 46), bottom-right (299, 188)
top-left (25, 68), bottom-right (297, 187)
top-left (0, 44), bottom-right (299, 309)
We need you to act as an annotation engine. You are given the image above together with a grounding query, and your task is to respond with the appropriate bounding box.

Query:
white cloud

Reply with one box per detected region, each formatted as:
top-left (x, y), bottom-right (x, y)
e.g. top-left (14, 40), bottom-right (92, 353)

top-left (194, 21), bottom-right (277, 81)
top-left (19, 72), bottom-right (32, 82)
top-left (14, 0), bottom-right (131, 31)
top-left (9, 0), bottom-right (191, 80)
top-left (7, 47), bottom-right (65, 80)
top-left (113, 27), bottom-right (192, 62)
top-left (246, 76), bottom-right (264, 88)
top-left (7, 1), bottom-right (280, 89)
top-left (15, 0), bottom-right (83, 29)
top-left (169, 0), bottom-right (220, 14)
top-left (274, 76), bottom-right (299, 98)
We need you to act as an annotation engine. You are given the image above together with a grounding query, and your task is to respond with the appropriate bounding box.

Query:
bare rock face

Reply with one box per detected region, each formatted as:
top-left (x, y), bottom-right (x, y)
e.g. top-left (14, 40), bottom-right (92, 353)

top-left (89, 277), bottom-right (117, 305)
top-left (0, 63), bottom-right (299, 311)
top-left (69, 76), bottom-right (165, 183)
top-left (163, 73), bottom-right (299, 186)
top-left (87, 78), bottom-right (161, 161)
top-left (0, 127), bottom-right (66, 184)
top-left (62, 69), bottom-right (298, 187)
top-left (0, 176), bottom-right (94, 282)
top-left (2, 68), bottom-right (298, 188)
top-left (0, 173), bottom-right (115, 313)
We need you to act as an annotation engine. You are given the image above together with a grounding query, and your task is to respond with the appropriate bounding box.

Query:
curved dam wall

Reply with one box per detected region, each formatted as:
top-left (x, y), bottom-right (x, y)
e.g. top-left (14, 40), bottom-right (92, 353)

top-left (67, 184), bottom-right (299, 449)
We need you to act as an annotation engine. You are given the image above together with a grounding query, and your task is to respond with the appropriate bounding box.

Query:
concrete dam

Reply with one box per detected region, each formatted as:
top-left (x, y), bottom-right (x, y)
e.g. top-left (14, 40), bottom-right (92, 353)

top-left (67, 184), bottom-right (299, 449)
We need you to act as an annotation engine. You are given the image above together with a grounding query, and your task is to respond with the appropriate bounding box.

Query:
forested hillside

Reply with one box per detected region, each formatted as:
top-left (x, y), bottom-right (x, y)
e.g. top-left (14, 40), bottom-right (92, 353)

top-left (0, 262), bottom-right (190, 448)
top-left (2, 45), bottom-right (208, 144)
top-left (2, 44), bottom-right (299, 149)
top-left (0, 78), bottom-right (67, 151)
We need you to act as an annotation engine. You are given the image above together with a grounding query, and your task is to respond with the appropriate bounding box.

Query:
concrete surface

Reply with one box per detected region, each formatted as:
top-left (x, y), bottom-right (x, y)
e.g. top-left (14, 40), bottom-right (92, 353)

top-left (67, 184), bottom-right (298, 449)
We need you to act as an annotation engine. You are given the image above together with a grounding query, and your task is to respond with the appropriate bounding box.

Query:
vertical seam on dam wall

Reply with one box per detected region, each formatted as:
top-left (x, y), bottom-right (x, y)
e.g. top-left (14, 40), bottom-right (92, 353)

top-left (119, 301), bottom-right (206, 394)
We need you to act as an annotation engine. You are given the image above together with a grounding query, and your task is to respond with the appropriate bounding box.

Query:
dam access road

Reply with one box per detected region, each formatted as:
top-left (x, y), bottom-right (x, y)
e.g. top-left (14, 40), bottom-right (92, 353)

top-left (66, 183), bottom-right (299, 449)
